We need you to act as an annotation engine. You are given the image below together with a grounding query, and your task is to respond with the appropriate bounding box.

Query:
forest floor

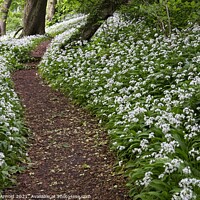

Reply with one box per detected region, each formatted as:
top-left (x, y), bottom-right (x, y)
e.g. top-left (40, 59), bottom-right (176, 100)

top-left (4, 41), bottom-right (130, 200)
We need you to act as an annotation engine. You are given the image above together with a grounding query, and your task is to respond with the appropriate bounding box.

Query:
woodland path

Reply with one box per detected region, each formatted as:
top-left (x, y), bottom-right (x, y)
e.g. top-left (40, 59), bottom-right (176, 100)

top-left (5, 41), bottom-right (130, 200)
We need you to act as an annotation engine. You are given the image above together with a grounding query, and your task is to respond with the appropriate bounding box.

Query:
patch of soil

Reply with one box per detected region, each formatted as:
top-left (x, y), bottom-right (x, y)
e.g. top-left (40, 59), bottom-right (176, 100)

top-left (30, 40), bottom-right (51, 58)
top-left (4, 41), bottom-right (130, 200)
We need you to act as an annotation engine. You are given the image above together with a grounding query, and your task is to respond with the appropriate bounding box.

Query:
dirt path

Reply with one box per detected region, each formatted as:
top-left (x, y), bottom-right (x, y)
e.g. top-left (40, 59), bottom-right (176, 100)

top-left (4, 41), bottom-right (130, 200)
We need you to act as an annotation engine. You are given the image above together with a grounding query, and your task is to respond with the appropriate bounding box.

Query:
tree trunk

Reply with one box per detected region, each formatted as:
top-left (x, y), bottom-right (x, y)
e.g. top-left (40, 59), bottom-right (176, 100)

top-left (0, 0), bottom-right (12, 36)
top-left (72, 0), bottom-right (129, 41)
top-left (46, 0), bottom-right (57, 21)
top-left (22, 0), bottom-right (48, 36)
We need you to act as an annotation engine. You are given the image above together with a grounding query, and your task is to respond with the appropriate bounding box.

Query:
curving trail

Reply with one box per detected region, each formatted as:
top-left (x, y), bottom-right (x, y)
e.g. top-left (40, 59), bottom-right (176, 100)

top-left (5, 41), bottom-right (130, 200)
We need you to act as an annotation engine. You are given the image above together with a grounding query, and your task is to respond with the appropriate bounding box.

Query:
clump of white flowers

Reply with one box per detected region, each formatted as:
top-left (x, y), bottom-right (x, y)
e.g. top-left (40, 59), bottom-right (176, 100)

top-left (136, 171), bottom-right (153, 187)
top-left (39, 13), bottom-right (200, 199)
top-left (172, 178), bottom-right (200, 200)
top-left (46, 14), bottom-right (86, 36)
top-left (0, 152), bottom-right (5, 167)
top-left (0, 47), bottom-right (28, 191)
top-left (159, 159), bottom-right (183, 178)
top-left (0, 34), bottom-right (46, 63)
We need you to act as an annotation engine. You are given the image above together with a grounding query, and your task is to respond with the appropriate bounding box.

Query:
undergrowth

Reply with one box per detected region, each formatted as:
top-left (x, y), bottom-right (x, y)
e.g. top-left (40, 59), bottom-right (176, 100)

top-left (39, 14), bottom-right (200, 199)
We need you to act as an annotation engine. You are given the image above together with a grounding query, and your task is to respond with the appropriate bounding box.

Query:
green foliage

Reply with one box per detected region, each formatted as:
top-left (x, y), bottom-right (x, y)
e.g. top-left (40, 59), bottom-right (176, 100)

top-left (39, 14), bottom-right (200, 199)
top-left (0, 35), bottom-right (48, 64)
top-left (6, 0), bottom-right (25, 31)
top-left (47, 0), bottom-right (81, 25)
top-left (0, 56), bottom-right (28, 192)
top-left (0, 34), bottom-right (48, 193)
top-left (48, 0), bottom-right (98, 26)
top-left (0, 0), bottom-right (199, 197)
top-left (120, 0), bottom-right (200, 35)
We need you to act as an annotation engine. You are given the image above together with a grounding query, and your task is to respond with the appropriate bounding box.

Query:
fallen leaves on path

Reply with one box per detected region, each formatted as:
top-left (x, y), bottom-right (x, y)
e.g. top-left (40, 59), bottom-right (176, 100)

top-left (4, 41), bottom-right (130, 200)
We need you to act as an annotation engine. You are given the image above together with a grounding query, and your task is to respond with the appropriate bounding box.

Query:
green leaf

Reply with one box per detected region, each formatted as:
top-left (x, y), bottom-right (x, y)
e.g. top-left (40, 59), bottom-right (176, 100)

top-left (149, 180), bottom-right (170, 191)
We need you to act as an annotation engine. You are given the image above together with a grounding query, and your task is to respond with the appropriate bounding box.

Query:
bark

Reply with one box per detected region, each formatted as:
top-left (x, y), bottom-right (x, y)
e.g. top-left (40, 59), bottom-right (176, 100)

top-left (22, 0), bottom-right (48, 36)
top-left (73, 0), bottom-right (129, 41)
top-left (0, 0), bottom-right (12, 36)
top-left (46, 0), bottom-right (57, 21)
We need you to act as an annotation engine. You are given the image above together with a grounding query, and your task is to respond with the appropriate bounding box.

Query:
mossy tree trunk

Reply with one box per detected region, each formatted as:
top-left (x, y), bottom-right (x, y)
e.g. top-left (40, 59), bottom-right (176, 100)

top-left (73, 0), bottom-right (129, 41)
top-left (22, 0), bottom-right (48, 36)
top-left (0, 0), bottom-right (12, 36)
top-left (46, 0), bottom-right (57, 21)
